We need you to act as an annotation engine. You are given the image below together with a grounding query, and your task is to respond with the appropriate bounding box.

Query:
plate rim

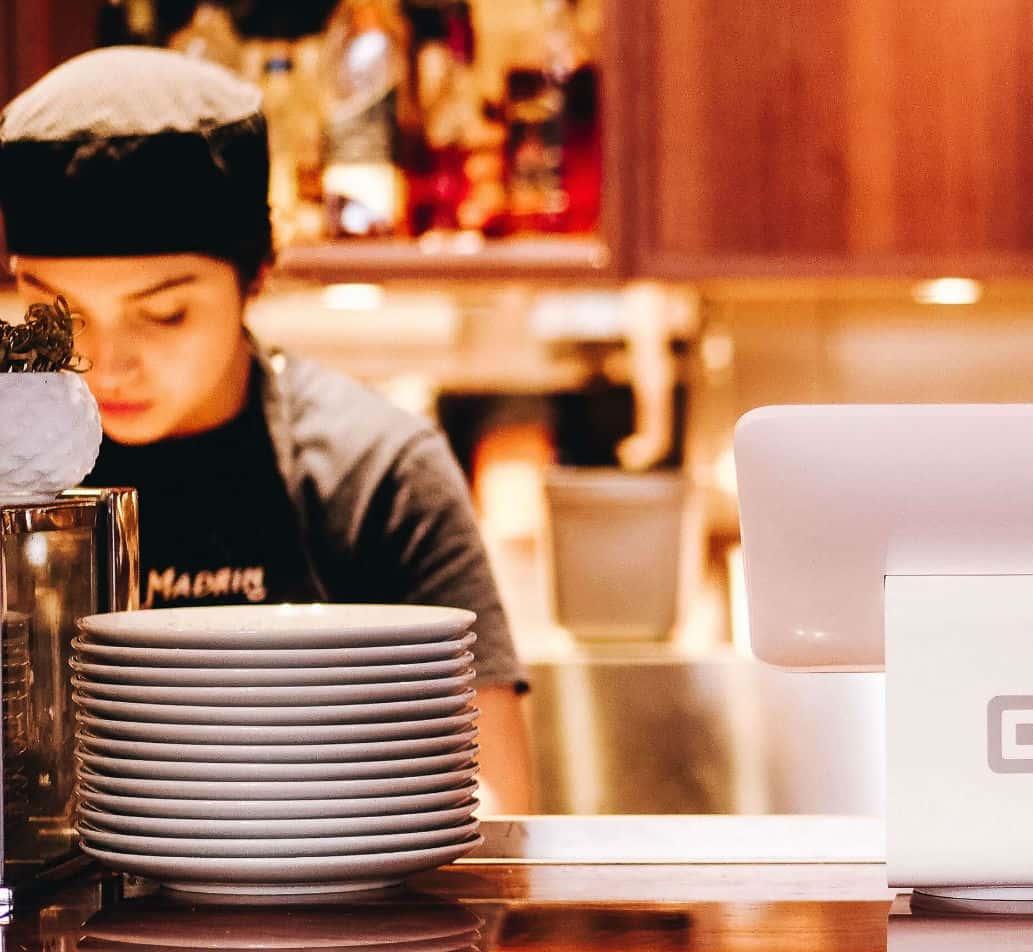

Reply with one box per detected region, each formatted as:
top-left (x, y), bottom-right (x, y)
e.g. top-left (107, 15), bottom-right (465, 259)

top-left (70, 632), bottom-right (479, 668)
top-left (74, 707), bottom-right (480, 743)
top-left (69, 651), bottom-right (476, 686)
top-left (77, 604), bottom-right (477, 649)
top-left (76, 764), bottom-right (480, 800)
top-left (69, 670), bottom-right (476, 705)
top-left (76, 817), bottom-right (481, 857)
top-left (72, 689), bottom-right (477, 725)
top-left (74, 745), bottom-right (479, 780)
top-left (81, 832), bottom-right (484, 868)
top-left (75, 726), bottom-right (480, 763)
top-left (77, 780), bottom-right (480, 818)
top-left (75, 796), bottom-right (481, 837)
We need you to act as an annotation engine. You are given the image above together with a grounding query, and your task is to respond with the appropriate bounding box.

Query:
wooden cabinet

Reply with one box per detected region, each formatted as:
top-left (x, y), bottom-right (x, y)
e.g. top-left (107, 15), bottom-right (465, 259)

top-left (2, 1), bottom-right (104, 107)
top-left (630, 0), bottom-right (1033, 278)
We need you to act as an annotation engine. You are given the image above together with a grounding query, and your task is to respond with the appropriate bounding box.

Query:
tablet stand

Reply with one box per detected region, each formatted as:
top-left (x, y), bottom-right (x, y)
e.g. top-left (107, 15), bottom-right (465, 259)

top-left (886, 574), bottom-right (1033, 914)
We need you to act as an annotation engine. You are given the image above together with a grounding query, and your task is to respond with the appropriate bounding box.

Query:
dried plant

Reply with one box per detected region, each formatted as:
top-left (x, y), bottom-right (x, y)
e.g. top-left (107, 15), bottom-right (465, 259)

top-left (0, 296), bottom-right (89, 373)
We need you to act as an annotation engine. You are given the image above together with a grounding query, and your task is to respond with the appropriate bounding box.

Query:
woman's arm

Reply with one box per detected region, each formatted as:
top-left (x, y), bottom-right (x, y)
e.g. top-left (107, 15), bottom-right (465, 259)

top-left (475, 684), bottom-right (533, 815)
top-left (344, 428), bottom-right (534, 808)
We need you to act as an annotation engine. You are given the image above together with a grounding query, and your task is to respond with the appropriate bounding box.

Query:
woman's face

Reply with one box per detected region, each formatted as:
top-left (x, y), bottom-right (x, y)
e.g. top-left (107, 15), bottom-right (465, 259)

top-left (13, 254), bottom-right (252, 445)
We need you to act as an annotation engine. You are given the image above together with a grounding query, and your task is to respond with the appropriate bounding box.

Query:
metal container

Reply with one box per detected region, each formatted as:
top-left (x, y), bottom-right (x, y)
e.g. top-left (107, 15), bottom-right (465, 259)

top-left (0, 489), bottom-right (138, 909)
top-left (544, 467), bottom-right (685, 641)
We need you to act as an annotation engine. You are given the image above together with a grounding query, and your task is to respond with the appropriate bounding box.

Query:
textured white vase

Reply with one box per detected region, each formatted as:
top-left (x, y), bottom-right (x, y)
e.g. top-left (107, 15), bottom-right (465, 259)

top-left (0, 372), bottom-right (102, 503)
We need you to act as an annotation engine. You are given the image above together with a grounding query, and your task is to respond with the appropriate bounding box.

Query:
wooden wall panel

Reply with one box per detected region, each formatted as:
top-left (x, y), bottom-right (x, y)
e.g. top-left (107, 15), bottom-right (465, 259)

top-left (634, 0), bottom-right (1033, 276)
top-left (3, 0), bottom-right (104, 107)
top-left (1, 1), bottom-right (14, 107)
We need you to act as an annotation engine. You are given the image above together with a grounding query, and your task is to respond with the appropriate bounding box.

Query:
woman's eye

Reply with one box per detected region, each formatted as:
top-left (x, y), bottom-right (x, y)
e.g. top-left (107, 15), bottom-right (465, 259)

top-left (142, 309), bottom-right (187, 326)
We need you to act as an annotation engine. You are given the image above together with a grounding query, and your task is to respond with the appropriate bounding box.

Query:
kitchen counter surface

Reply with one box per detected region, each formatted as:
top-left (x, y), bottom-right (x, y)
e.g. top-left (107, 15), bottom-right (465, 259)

top-left (3, 816), bottom-right (1004, 951)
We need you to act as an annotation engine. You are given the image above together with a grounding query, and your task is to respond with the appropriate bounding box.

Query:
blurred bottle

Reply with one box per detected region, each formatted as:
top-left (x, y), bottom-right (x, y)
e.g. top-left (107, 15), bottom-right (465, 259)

top-left (321, 0), bottom-right (407, 238)
top-left (237, 0), bottom-right (339, 40)
top-left (260, 48), bottom-right (302, 245)
top-left (293, 35), bottom-right (330, 210)
top-left (503, 0), bottom-right (601, 234)
top-left (97, 0), bottom-right (149, 46)
top-left (401, 1), bottom-right (506, 236)
top-left (167, 1), bottom-right (242, 71)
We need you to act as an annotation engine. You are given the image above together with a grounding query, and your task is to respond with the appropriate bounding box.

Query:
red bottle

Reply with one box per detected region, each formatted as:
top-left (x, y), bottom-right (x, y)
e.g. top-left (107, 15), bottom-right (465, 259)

top-left (503, 0), bottom-right (601, 234)
top-left (401, 1), bottom-right (506, 236)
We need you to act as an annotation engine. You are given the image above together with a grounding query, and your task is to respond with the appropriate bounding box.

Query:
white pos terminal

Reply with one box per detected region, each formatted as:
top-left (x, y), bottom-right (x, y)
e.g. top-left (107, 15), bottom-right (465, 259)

top-left (735, 404), bottom-right (1033, 914)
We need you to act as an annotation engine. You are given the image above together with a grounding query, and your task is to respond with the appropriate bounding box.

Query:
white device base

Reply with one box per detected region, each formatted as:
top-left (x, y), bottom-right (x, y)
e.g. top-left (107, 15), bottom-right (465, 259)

top-left (886, 575), bottom-right (1033, 914)
top-left (911, 887), bottom-right (1033, 916)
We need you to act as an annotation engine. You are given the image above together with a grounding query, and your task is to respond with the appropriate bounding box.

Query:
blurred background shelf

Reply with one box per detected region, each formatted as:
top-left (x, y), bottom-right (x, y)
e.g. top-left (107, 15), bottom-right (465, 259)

top-left (276, 235), bottom-right (614, 282)
top-left (9, 2), bottom-right (1033, 279)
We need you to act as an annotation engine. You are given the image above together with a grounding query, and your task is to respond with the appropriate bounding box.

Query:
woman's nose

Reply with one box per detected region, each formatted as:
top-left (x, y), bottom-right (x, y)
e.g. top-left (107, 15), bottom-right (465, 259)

top-left (85, 333), bottom-right (140, 388)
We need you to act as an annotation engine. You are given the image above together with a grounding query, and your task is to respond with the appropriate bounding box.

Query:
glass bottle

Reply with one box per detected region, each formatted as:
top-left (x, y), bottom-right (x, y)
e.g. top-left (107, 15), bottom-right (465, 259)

top-left (400, 0), bottom-right (506, 236)
top-left (292, 35), bottom-right (331, 214)
top-left (167, 2), bottom-right (243, 71)
top-left (502, 0), bottom-right (601, 234)
top-left (260, 49), bottom-right (301, 245)
top-left (97, 0), bottom-right (146, 46)
top-left (321, 0), bottom-right (408, 238)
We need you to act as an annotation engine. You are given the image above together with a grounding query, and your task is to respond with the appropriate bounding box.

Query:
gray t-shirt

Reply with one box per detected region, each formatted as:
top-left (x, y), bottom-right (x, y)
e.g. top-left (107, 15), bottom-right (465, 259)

top-left (262, 348), bottom-right (527, 691)
top-left (86, 344), bottom-right (526, 691)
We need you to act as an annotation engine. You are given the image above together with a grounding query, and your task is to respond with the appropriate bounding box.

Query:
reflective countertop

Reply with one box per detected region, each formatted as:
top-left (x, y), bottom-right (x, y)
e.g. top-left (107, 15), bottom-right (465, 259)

top-left (0, 818), bottom-right (1021, 951)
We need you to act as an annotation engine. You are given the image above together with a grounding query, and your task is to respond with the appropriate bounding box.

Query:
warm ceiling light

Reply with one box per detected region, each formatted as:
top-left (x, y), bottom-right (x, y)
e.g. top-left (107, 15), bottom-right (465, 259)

top-left (321, 283), bottom-right (384, 311)
top-left (911, 278), bottom-right (983, 305)
top-left (701, 331), bottom-right (735, 372)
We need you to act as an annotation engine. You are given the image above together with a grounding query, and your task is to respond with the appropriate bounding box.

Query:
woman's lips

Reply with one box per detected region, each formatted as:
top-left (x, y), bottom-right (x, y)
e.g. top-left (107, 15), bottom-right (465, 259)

top-left (98, 400), bottom-right (151, 416)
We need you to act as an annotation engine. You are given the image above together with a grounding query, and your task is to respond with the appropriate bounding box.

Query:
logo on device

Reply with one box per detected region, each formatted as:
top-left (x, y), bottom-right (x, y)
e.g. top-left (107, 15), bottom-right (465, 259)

top-left (988, 696), bottom-right (1033, 774)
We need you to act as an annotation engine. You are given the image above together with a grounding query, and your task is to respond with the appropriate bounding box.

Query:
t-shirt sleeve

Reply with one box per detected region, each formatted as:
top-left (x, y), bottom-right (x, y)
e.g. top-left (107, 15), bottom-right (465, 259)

top-left (354, 429), bottom-right (529, 692)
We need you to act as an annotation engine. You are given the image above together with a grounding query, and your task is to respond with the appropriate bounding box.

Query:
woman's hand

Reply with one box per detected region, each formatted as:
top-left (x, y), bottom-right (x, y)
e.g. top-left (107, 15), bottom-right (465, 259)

top-left (473, 683), bottom-right (533, 815)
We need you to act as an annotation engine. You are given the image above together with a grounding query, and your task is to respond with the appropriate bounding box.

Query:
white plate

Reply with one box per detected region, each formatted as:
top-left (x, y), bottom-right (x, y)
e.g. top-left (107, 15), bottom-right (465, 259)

top-left (81, 892), bottom-right (482, 947)
top-left (76, 747), bottom-right (477, 781)
top-left (78, 818), bottom-right (480, 858)
top-left (77, 799), bottom-right (480, 838)
top-left (78, 781), bottom-right (479, 819)
top-left (72, 689), bottom-right (476, 725)
top-left (77, 766), bottom-right (478, 801)
top-left (76, 728), bottom-right (479, 764)
top-left (71, 671), bottom-right (476, 706)
top-left (75, 708), bottom-right (479, 744)
top-left (78, 604), bottom-right (476, 649)
top-left (69, 652), bottom-right (475, 687)
top-left (71, 632), bottom-right (477, 669)
top-left (81, 835), bottom-right (482, 892)
top-left (73, 631), bottom-right (479, 669)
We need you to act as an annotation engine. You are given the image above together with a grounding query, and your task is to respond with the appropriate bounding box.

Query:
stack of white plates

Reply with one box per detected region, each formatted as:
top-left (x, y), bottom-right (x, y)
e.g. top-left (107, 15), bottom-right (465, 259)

top-left (72, 604), bottom-right (483, 897)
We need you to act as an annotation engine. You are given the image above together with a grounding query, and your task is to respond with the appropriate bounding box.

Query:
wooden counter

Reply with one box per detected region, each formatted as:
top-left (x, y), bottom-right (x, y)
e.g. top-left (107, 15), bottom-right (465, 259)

top-left (1, 818), bottom-right (1013, 951)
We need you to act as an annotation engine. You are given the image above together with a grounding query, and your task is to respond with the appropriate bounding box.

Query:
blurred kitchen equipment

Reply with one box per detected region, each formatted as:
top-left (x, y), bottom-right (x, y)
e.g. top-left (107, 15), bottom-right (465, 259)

top-left (544, 466), bottom-right (684, 641)
top-left (0, 488), bottom-right (138, 909)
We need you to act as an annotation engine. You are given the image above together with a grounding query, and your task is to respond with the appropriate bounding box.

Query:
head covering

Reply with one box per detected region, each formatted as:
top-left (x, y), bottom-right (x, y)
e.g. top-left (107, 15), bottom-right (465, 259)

top-left (0, 47), bottom-right (272, 282)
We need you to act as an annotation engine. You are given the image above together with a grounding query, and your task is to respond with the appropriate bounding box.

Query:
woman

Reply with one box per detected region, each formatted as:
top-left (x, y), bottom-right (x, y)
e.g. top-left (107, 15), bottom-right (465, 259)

top-left (0, 46), bottom-right (531, 811)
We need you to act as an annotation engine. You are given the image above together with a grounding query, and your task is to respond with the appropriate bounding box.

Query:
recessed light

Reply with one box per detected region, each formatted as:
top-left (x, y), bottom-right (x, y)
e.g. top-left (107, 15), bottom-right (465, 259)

top-left (321, 283), bottom-right (384, 311)
top-left (911, 278), bottom-right (983, 305)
